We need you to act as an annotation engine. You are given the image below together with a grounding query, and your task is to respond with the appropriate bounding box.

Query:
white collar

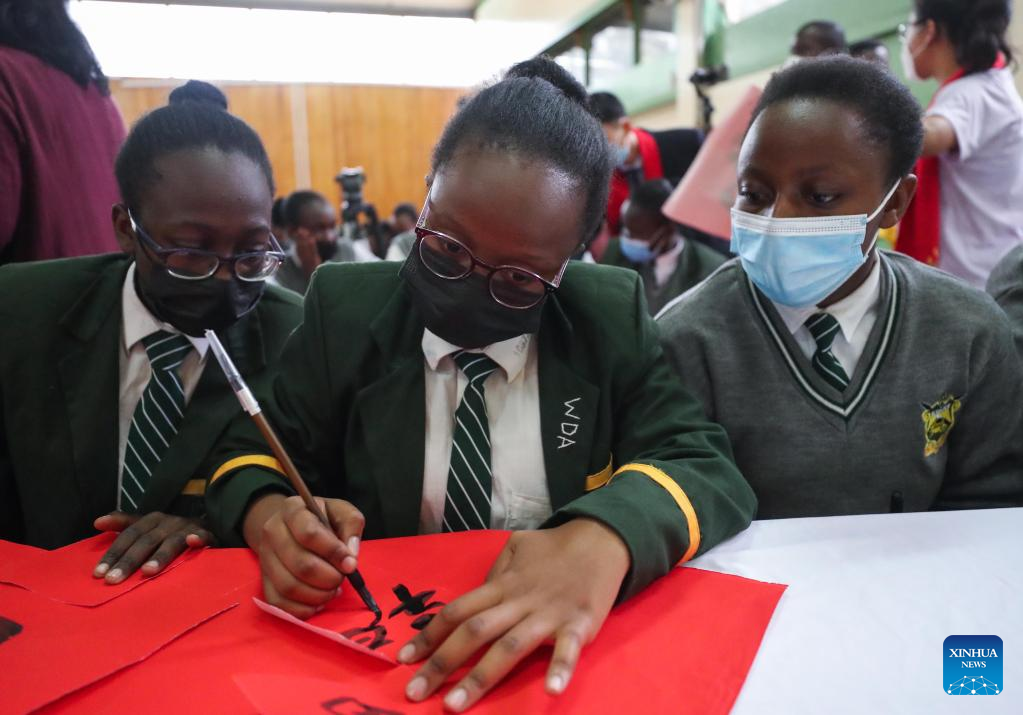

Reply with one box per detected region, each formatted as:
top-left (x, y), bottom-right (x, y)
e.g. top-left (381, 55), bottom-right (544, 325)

top-left (774, 256), bottom-right (883, 341)
top-left (421, 328), bottom-right (531, 383)
top-left (655, 236), bottom-right (685, 266)
top-left (121, 263), bottom-right (210, 358)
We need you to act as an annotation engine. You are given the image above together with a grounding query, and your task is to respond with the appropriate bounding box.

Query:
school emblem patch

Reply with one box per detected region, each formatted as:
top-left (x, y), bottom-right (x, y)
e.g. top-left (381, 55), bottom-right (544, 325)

top-left (921, 394), bottom-right (962, 457)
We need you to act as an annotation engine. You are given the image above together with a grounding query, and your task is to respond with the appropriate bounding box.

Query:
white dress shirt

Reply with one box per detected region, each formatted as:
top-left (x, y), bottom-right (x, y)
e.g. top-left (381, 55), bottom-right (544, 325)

top-left (772, 257), bottom-right (882, 377)
top-left (117, 264), bottom-right (209, 507)
top-left (419, 329), bottom-right (551, 534)
top-left (653, 237), bottom-right (685, 288)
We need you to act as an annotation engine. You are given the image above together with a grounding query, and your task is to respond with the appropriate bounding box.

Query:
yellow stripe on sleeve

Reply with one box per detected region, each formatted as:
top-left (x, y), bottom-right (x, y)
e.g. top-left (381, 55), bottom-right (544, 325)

top-left (209, 455), bottom-right (285, 486)
top-left (181, 479), bottom-right (206, 496)
top-left (585, 458), bottom-right (614, 491)
top-left (612, 462), bottom-right (701, 563)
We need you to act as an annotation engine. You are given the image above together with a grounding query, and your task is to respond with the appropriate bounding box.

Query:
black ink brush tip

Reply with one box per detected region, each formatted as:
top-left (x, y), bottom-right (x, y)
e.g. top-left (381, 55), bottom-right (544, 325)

top-left (348, 569), bottom-right (382, 618)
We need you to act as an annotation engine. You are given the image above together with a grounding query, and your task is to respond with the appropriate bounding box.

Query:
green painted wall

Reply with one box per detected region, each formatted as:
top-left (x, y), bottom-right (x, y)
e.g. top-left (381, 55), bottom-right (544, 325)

top-left (591, 52), bottom-right (679, 115)
top-left (723, 0), bottom-right (937, 103)
top-left (484, 0), bottom-right (940, 116)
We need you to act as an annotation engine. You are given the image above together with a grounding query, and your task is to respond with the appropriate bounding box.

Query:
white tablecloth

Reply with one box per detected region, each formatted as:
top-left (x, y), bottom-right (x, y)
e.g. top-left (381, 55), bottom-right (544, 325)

top-left (688, 508), bottom-right (1022, 714)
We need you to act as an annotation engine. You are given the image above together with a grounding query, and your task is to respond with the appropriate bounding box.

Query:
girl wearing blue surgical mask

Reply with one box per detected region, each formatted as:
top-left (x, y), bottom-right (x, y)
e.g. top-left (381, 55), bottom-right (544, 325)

top-left (657, 55), bottom-right (1023, 520)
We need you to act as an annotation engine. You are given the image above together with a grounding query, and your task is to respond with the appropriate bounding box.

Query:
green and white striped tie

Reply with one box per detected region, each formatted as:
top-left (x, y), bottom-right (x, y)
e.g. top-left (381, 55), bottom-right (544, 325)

top-left (805, 312), bottom-right (850, 392)
top-left (442, 352), bottom-right (499, 532)
top-left (120, 331), bottom-right (192, 512)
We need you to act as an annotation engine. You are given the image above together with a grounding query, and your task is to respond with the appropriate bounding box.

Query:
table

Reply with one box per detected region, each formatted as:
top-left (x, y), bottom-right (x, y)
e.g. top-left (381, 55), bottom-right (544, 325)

top-left (689, 507), bottom-right (1022, 714)
top-left (6, 509), bottom-right (1018, 713)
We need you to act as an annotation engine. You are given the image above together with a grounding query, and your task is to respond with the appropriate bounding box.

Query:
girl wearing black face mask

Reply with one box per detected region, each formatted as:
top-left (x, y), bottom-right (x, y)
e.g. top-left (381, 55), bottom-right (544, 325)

top-left (0, 92), bottom-right (303, 588)
top-left (205, 57), bottom-right (754, 712)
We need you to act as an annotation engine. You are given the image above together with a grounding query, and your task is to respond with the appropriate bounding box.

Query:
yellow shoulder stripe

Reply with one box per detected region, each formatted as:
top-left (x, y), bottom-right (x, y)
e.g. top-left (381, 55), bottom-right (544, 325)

top-left (210, 454), bottom-right (285, 485)
top-left (612, 462), bottom-right (701, 563)
top-left (181, 479), bottom-right (206, 496)
top-left (585, 458), bottom-right (614, 491)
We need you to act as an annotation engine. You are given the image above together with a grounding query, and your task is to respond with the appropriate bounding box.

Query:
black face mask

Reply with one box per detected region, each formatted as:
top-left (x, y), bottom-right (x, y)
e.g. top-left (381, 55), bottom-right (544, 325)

top-left (317, 239), bottom-right (339, 261)
top-left (136, 263), bottom-right (264, 338)
top-left (400, 247), bottom-right (547, 349)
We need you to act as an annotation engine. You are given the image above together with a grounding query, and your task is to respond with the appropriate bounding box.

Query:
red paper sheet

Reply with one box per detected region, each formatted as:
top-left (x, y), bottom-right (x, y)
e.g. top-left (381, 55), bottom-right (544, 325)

top-left (0, 548), bottom-right (259, 714)
top-left (235, 566), bottom-right (785, 715)
top-left (42, 533), bottom-right (785, 715)
top-left (663, 85), bottom-right (763, 240)
top-left (0, 533), bottom-right (199, 606)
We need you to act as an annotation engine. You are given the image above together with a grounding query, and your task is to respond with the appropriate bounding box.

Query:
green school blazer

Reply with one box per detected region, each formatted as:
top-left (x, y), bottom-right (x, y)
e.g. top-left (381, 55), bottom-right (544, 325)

top-left (203, 261), bottom-right (755, 599)
top-left (0, 254), bottom-right (303, 549)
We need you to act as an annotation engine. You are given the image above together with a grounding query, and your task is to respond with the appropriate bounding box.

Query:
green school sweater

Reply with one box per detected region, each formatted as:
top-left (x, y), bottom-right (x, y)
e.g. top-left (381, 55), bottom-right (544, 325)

top-left (657, 252), bottom-right (1023, 518)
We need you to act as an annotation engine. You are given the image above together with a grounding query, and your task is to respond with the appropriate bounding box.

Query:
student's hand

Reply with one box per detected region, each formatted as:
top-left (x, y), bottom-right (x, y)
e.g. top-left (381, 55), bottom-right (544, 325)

top-left (92, 511), bottom-right (215, 584)
top-left (398, 518), bottom-right (630, 712)
top-left (243, 493), bottom-right (365, 619)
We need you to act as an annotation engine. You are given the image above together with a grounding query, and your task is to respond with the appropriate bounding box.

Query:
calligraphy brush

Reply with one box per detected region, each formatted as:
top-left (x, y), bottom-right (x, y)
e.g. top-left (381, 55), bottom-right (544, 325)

top-left (205, 329), bottom-right (381, 619)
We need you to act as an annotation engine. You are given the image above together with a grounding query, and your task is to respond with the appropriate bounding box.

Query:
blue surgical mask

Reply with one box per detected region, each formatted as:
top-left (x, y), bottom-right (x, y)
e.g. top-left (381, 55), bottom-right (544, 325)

top-left (612, 143), bottom-right (631, 168)
top-left (730, 181), bottom-right (900, 307)
top-left (619, 234), bottom-right (657, 264)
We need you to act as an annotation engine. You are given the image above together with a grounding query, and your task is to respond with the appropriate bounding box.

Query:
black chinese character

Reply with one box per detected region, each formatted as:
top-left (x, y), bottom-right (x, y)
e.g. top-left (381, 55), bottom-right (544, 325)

top-left (340, 624), bottom-right (394, 650)
top-left (0, 616), bottom-right (22, 645)
top-left (320, 695), bottom-right (404, 715)
top-left (388, 583), bottom-right (445, 630)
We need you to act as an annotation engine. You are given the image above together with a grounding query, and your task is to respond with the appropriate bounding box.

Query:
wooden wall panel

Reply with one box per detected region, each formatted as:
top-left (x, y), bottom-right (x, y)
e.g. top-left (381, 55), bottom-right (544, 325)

top-left (307, 84), bottom-right (463, 217)
top-left (222, 84), bottom-right (297, 198)
top-left (109, 80), bottom-right (463, 218)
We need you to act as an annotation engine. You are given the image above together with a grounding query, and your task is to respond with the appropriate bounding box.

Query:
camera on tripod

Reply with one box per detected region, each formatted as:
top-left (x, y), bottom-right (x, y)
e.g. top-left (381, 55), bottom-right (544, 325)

top-left (689, 65), bottom-right (729, 87)
top-left (688, 64), bottom-right (730, 130)
top-left (336, 167), bottom-right (367, 225)
top-left (334, 166), bottom-right (386, 257)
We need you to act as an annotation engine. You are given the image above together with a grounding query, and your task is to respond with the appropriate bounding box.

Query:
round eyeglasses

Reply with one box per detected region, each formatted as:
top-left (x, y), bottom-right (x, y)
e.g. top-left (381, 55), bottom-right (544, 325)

top-left (415, 226), bottom-right (568, 309)
top-left (130, 213), bottom-right (285, 282)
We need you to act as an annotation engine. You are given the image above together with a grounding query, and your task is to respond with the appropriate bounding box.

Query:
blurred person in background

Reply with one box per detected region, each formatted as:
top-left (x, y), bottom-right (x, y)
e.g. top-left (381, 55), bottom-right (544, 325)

top-left (272, 190), bottom-right (357, 295)
top-left (589, 90), bottom-right (704, 257)
top-left (601, 179), bottom-right (725, 315)
top-left (896, 0), bottom-right (1023, 288)
top-left (271, 196), bottom-right (289, 251)
top-left (0, 0), bottom-right (125, 263)
top-left (850, 39), bottom-right (891, 69)
top-left (785, 20), bottom-right (848, 66)
top-left (385, 202), bottom-right (419, 260)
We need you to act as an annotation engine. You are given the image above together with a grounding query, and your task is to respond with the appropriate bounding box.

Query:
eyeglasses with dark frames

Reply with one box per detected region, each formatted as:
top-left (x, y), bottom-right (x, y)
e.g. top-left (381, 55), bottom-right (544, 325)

top-left (413, 225), bottom-right (569, 310)
top-left (129, 211), bottom-right (286, 282)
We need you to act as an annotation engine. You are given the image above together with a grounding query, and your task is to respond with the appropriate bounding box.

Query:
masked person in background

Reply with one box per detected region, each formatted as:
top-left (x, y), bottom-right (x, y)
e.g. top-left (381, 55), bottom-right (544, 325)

top-left (0, 97), bottom-right (302, 580)
top-left (895, 0), bottom-right (1023, 288)
top-left (601, 179), bottom-right (725, 315)
top-left (588, 91), bottom-right (704, 244)
top-left (657, 56), bottom-right (1023, 520)
top-left (202, 57), bottom-right (754, 712)
top-left (272, 190), bottom-right (360, 295)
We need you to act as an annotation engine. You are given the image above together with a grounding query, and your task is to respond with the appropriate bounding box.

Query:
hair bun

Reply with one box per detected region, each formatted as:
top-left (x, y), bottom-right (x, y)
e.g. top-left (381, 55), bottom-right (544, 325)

top-left (504, 56), bottom-right (590, 110)
top-left (168, 80), bottom-right (229, 110)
